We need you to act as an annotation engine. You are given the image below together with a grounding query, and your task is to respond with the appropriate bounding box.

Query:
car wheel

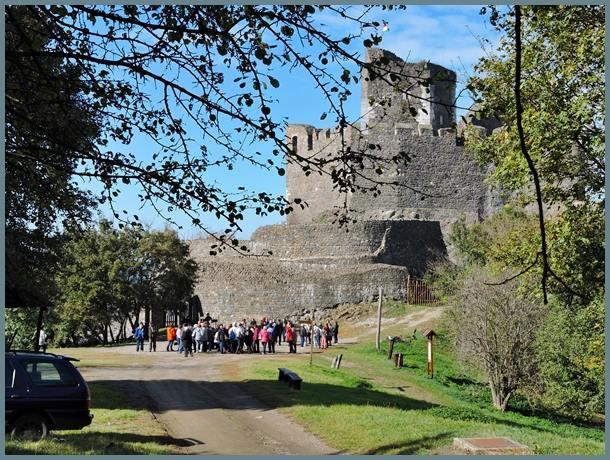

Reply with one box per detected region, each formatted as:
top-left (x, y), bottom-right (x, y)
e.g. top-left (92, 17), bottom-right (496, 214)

top-left (10, 413), bottom-right (49, 441)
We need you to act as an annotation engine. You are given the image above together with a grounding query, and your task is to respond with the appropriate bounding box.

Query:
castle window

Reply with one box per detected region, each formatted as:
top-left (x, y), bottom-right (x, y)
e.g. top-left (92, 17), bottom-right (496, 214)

top-left (307, 132), bottom-right (313, 150)
top-left (326, 129), bottom-right (331, 139)
top-left (292, 136), bottom-right (298, 153)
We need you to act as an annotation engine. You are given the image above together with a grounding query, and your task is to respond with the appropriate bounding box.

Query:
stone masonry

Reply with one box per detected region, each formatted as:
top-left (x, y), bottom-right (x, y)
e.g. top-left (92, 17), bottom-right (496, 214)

top-left (187, 48), bottom-right (501, 321)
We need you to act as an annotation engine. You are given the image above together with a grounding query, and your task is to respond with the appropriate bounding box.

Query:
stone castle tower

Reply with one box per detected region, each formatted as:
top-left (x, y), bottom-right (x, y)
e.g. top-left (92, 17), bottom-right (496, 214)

top-left (187, 48), bottom-right (501, 321)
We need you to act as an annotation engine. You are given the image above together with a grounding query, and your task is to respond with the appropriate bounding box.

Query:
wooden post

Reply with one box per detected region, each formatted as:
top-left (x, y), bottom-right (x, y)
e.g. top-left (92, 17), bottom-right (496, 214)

top-left (387, 338), bottom-right (395, 360)
top-left (309, 310), bottom-right (315, 366)
top-left (375, 287), bottom-right (383, 352)
top-left (396, 353), bottom-right (404, 368)
top-left (406, 274), bottom-right (411, 304)
top-left (336, 354), bottom-right (343, 369)
top-left (427, 337), bottom-right (433, 377)
top-left (423, 329), bottom-right (437, 378)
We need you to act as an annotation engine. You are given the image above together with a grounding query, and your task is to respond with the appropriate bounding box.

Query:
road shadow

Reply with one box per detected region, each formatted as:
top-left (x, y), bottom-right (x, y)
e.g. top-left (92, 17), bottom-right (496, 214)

top-left (89, 378), bottom-right (438, 413)
top-left (87, 378), bottom-right (604, 442)
top-left (365, 431), bottom-right (456, 454)
top-left (5, 431), bottom-right (203, 455)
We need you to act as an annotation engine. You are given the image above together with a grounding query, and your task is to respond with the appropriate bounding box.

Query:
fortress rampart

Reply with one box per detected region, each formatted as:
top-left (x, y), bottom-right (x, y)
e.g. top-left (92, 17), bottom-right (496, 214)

top-left (187, 48), bottom-right (501, 319)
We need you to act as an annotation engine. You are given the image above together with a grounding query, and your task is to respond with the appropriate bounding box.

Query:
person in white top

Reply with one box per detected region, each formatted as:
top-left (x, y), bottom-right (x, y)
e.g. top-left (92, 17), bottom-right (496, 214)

top-left (176, 324), bottom-right (184, 353)
top-left (38, 328), bottom-right (48, 353)
top-left (192, 323), bottom-right (202, 353)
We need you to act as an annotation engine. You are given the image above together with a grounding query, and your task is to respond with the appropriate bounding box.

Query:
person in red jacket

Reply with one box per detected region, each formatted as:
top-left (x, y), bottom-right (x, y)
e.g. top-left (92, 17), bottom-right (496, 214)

top-left (285, 322), bottom-right (297, 354)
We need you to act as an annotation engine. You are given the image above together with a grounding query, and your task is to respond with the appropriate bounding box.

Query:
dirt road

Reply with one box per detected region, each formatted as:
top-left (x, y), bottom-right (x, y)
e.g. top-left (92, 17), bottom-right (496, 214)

top-left (78, 308), bottom-right (443, 454)
top-left (79, 346), bottom-right (336, 455)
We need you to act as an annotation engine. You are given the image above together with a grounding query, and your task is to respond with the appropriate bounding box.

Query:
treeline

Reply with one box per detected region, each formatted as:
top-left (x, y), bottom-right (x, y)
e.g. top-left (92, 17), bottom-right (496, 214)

top-left (6, 221), bottom-right (197, 349)
top-left (430, 6), bottom-right (604, 420)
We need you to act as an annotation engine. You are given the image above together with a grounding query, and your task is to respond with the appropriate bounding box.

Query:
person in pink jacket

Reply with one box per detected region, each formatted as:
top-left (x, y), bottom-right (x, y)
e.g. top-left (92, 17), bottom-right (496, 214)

top-left (260, 325), bottom-right (270, 354)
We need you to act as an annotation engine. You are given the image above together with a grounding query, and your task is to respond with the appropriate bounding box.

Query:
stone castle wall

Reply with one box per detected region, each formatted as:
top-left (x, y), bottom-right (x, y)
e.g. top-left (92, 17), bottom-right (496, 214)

top-left (361, 48), bottom-right (456, 134)
top-left (186, 48), bottom-right (500, 320)
top-left (189, 256), bottom-right (408, 321)
top-left (188, 219), bottom-right (446, 319)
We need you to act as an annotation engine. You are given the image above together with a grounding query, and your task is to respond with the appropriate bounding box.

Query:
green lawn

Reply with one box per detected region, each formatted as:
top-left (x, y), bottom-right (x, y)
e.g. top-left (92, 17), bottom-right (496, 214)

top-left (238, 318), bottom-right (605, 455)
top-left (5, 381), bottom-right (180, 455)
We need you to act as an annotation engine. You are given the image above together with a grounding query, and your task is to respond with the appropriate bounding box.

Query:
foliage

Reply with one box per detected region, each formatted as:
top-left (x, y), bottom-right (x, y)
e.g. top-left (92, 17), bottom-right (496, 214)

top-left (131, 228), bottom-right (198, 325)
top-left (536, 294), bottom-right (605, 417)
top-left (5, 5), bottom-right (425, 248)
top-left (468, 5), bottom-right (604, 206)
top-left (458, 6), bottom-right (605, 416)
top-left (434, 204), bottom-right (604, 416)
top-left (5, 308), bottom-right (47, 350)
top-left (5, 7), bottom-right (98, 309)
top-left (54, 222), bottom-right (197, 345)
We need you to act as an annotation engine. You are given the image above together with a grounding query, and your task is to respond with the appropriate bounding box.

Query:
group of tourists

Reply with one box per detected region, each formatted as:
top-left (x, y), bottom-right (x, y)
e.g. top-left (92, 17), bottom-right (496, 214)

top-left (135, 314), bottom-right (339, 358)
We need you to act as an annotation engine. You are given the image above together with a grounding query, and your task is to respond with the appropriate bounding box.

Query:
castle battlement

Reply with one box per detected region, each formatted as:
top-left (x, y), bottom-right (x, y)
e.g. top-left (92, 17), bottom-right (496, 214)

top-left (285, 48), bottom-right (500, 226)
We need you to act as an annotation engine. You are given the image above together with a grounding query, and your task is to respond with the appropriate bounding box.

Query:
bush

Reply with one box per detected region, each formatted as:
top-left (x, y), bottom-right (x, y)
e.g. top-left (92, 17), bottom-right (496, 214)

top-left (448, 269), bottom-right (546, 411)
top-left (536, 295), bottom-right (605, 418)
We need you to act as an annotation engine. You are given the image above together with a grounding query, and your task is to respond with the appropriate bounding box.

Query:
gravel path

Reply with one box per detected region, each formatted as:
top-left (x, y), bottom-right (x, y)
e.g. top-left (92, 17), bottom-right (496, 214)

top-left (77, 307), bottom-right (443, 454)
top-left (79, 346), bottom-right (336, 455)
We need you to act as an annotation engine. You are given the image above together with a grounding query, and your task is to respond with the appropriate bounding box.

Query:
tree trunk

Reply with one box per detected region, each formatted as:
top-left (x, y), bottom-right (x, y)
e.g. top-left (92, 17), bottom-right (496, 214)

top-left (34, 306), bottom-right (45, 352)
top-left (490, 381), bottom-right (511, 412)
top-left (108, 324), bottom-right (115, 343)
top-left (127, 315), bottom-right (136, 335)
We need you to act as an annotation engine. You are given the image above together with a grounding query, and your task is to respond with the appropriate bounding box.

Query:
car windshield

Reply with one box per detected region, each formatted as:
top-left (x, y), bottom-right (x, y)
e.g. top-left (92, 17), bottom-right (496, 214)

top-left (19, 359), bottom-right (77, 387)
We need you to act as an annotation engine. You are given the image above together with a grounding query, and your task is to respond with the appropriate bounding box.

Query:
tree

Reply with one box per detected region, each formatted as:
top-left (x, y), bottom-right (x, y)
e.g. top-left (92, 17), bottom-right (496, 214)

top-left (436, 204), bottom-right (604, 416)
top-left (5, 4), bottom-right (431, 249)
top-left (466, 5), bottom-right (604, 301)
top-left (449, 269), bottom-right (546, 411)
top-left (462, 6), bottom-right (604, 416)
top-left (54, 223), bottom-right (197, 345)
top-left (55, 221), bottom-right (135, 344)
top-left (132, 229), bottom-right (198, 330)
top-left (5, 7), bottom-right (98, 311)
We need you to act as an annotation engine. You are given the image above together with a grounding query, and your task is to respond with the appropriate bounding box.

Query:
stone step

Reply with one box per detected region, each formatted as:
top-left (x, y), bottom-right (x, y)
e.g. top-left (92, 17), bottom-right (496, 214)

top-left (453, 437), bottom-right (531, 455)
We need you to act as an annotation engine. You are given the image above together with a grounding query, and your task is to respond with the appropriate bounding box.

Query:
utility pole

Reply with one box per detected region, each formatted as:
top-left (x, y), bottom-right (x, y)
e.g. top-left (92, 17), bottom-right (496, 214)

top-left (375, 287), bottom-right (383, 352)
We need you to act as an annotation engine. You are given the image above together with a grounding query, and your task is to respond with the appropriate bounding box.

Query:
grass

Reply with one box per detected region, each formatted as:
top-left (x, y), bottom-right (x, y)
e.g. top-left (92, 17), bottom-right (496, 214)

top-left (237, 314), bottom-right (605, 455)
top-left (44, 346), bottom-right (153, 368)
top-left (5, 380), bottom-right (180, 455)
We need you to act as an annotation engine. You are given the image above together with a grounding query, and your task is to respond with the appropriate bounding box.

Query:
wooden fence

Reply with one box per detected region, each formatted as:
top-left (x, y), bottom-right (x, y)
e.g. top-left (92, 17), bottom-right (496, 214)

top-left (406, 276), bottom-right (438, 305)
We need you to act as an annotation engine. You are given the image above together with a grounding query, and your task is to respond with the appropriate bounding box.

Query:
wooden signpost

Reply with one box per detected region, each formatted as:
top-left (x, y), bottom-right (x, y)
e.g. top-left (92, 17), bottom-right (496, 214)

top-left (375, 286), bottom-right (383, 352)
top-left (422, 329), bottom-right (437, 378)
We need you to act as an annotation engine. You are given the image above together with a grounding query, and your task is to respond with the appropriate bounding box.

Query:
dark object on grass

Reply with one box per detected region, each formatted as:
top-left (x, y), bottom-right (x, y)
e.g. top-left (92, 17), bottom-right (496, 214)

top-left (278, 367), bottom-right (303, 390)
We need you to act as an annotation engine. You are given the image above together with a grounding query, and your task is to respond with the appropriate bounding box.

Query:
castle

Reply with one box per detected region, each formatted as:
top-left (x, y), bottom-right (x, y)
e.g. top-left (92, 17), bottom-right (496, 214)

top-left (187, 48), bottom-right (501, 321)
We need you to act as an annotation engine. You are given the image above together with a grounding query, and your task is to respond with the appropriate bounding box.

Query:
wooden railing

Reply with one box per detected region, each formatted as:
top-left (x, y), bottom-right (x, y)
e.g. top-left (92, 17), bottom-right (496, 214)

top-left (406, 275), bottom-right (439, 305)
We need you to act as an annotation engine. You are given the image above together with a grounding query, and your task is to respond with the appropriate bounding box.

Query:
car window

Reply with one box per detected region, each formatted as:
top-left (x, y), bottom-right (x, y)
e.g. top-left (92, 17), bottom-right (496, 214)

top-left (5, 358), bottom-right (15, 388)
top-left (19, 359), bottom-right (77, 387)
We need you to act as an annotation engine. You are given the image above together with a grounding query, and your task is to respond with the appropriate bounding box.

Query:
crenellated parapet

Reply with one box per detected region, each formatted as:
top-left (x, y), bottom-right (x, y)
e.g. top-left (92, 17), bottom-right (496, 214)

top-left (284, 48), bottom-right (501, 228)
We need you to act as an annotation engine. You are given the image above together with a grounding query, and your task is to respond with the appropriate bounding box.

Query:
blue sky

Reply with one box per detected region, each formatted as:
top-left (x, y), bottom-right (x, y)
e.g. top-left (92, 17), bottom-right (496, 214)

top-left (85, 5), bottom-right (501, 240)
